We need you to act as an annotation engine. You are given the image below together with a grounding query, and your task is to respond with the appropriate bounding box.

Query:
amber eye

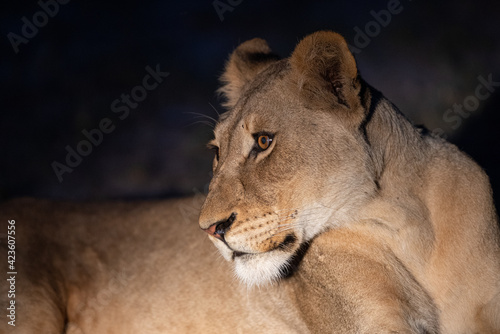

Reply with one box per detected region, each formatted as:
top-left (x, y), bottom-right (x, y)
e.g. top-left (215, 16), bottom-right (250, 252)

top-left (257, 135), bottom-right (273, 150)
top-left (207, 144), bottom-right (219, 161)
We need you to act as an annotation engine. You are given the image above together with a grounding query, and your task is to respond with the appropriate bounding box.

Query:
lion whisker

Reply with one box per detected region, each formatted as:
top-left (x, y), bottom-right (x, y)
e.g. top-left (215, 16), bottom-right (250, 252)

top-left (208, 102), bottom-right (222, 117)
top-left (184, 120), bottom-right (217, 129)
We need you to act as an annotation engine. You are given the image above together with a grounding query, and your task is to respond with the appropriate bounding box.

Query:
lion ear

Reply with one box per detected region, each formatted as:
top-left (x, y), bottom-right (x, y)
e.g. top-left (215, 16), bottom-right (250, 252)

top-left (218, 38), bottom-right (280, 109)
top-left (290, 31), bottom-right (362, 114)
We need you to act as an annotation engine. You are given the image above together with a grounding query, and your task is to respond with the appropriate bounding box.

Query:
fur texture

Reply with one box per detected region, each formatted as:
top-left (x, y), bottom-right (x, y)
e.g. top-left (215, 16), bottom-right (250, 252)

top-left (200, 31), bottom-right (500, 333)
top-left (1, 31), bottom-right (499, 333)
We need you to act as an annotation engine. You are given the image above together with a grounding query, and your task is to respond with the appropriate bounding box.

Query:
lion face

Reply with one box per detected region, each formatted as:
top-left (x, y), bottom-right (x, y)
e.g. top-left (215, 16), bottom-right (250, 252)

top-left (199, 32), bottom-right (378, 286)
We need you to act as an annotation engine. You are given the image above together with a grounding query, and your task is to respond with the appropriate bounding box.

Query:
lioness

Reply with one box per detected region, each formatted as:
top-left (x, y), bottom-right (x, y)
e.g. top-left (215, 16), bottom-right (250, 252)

top-left (1, 31), bottom-right (500, 333)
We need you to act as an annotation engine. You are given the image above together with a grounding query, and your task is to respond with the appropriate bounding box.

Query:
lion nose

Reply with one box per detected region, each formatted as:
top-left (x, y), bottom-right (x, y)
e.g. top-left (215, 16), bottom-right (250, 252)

top-left (203, 213), bottom-right (236, 241)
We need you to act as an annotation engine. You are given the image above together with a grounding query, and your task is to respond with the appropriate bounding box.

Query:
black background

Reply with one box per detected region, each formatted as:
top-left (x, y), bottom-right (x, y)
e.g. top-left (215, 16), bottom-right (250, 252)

top-left (1, 0), bottom-right (500, 208)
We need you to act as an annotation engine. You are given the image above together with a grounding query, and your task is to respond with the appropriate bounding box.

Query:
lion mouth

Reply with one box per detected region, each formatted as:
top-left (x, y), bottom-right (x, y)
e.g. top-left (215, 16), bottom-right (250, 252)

top-left (276, 234), bottom-right (297, 249)
top-left (233, 250), bottom-right (248, 258)
top-left (230, 233), bottom-right (298, 260)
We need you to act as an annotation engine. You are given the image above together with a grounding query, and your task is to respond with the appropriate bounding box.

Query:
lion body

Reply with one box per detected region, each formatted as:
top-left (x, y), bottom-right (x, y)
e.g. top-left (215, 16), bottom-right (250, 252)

top-left (0, 198), bottom-right (308, 333)
top-left (1, 31), bottom-right (500, 333)
top-left (0, 198), bottom-right (442, 333)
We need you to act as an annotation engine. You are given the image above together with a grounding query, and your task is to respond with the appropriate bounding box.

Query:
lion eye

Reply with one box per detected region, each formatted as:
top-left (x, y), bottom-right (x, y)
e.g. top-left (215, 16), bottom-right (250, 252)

top-left (257, 135), bottom-right (273, 151)
top-left (207, 144), bottom-right (219, 161)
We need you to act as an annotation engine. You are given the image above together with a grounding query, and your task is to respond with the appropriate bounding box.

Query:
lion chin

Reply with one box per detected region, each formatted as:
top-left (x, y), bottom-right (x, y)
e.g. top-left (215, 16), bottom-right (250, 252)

top-left (204, 201), bottom-right (338, 287)
top-left (233, 251), bottom-right (294, 287)
top-left (208, 229), bottom-right (300, 287)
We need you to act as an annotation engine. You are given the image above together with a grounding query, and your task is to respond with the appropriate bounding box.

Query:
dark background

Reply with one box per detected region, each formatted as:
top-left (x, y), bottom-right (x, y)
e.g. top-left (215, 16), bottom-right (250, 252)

top-left (1, 0), bottom-right (499, 207)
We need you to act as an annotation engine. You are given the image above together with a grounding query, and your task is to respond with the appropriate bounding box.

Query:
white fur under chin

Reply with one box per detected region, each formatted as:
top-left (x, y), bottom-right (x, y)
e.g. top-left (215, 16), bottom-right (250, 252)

top-left (233, 251), bottom-right (293, 287)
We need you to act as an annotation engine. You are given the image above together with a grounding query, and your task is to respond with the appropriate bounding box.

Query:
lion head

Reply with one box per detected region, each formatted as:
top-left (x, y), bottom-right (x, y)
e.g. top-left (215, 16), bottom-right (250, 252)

top-left (199, 31), bottom-right (379, 286)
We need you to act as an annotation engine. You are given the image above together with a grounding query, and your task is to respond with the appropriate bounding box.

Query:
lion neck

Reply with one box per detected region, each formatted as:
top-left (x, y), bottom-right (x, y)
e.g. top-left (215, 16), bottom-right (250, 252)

top-left (361, 83), bottom-right (429, 192)
top-left (353, 83), bottom-right (436, 277)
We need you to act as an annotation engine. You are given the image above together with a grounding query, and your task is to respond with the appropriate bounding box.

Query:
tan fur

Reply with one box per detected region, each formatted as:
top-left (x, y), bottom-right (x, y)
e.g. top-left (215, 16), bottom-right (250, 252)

top-left (1, 31), bottom-right (500, 333)
top-left (201, 31), bottom-right (500, 332)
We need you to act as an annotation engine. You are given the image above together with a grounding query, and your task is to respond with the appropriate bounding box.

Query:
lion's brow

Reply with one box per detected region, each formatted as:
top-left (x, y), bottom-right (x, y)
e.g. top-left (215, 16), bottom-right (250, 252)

top-left (218, 111), bottom-right (231, 122)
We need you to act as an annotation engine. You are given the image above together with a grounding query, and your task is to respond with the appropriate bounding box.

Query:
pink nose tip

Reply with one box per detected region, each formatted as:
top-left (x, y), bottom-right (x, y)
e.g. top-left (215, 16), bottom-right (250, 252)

top-left (203, 223), bottom-right (224, 241)
top-left (202, 213), bottom-right (236, 242)
top-left (204, 223), bottom-right (217, 237)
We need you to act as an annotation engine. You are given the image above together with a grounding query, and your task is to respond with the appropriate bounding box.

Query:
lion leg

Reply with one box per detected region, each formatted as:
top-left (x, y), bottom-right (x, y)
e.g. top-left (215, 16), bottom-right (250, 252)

top-left (294, 229), bottom-right (440, 334)
top-left (2, 283), bottom-right (67, 334)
